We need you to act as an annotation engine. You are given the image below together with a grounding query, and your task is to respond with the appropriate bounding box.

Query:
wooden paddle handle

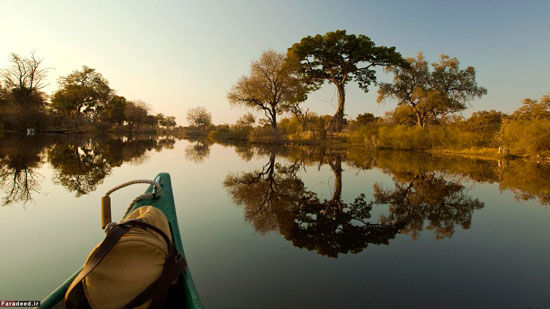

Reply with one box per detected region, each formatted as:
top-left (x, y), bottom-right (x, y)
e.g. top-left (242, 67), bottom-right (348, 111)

top-left (101, 196), bottom-right (112, 229)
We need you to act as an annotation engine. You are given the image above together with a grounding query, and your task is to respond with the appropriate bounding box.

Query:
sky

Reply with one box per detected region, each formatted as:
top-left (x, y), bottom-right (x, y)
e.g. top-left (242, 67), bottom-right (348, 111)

top-left (1, 0), bottom-right (549, 125)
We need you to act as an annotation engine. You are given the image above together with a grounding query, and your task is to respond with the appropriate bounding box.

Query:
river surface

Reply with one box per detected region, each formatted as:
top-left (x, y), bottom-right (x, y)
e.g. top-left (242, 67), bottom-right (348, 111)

top-left (0, 134), bottom-right (549, 308)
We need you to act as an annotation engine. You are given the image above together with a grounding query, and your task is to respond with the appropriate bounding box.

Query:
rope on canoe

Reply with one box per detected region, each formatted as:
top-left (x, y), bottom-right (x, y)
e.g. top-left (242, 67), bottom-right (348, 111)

top-left (102, 180), bottom-right (162, 230)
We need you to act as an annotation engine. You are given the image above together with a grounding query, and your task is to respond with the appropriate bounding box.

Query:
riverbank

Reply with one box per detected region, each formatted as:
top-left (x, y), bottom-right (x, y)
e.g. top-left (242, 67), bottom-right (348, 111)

top-left (206, 130), bottom-right (550, 164)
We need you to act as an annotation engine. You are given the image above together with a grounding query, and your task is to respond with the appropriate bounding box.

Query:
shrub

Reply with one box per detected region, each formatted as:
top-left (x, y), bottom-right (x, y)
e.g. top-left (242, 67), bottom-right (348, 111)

top-left (375, 125), bottom-right (446, 150)
top-left (207, 124), bottom-right (251, 142)
top-left (499, 119), bottom-right (550, 156)
top-left (249, 126), bottom-right (284, 143)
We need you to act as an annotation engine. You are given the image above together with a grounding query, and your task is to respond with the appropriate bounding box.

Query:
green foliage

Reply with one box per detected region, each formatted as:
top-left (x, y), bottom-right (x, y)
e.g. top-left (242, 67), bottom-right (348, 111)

top-left (156, 114), bottom-right (177, 129)
top-left (208, 124), bottom-right (251, 143)
top-left (385, 105), bottom-right (417, 126)
top-left (349, 119), bottom-right (503, 150)
top-left (378, 52), bottom-right (487, 127)
top-left (348, 122), bottom-right (381, 146)
top-left (51, 66), bottom-right (112, 118)
top-left (277, 114), bottom-right (334, 141)
top-left (249, 126), bottom-right (284, 143)
top-left (375, 125), bottom-right (445, 150)
top-left (124, 100), bottom-right (149, 130)
top-left (186, 106), bottom-right (212, 130)
top-left (511, 94), bottom-right (550, 120)
top-left (355, 113), bottom-right (377, 125)
top-left (464, 110), bottom-right (505, 132)
top-left (499, 119), bottom-right (550, 156)
top-left (347, 113), bottom-right (379, 132)
top-left (289, 30), bottom-right (405, 130)
top-left (288, 30), bottom-right (405, 92)
top-left (236, 113), bottom-right (255, 127)
top-left (100, 95), bottom-right (127, 125)
top-left (227, 50), bottom-right (306, 129)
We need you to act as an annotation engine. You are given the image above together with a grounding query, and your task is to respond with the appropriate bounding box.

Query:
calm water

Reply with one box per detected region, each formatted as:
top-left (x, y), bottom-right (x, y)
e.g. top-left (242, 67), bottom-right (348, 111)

top-left (1, 134), bottom-right (549, 308)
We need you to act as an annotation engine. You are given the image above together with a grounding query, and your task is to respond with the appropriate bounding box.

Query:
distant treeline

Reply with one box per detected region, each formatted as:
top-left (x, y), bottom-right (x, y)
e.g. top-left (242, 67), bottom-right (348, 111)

top-left (0, 52), bottom-right (180, 133)
top-left (183, 30), bottom-right (549, 160)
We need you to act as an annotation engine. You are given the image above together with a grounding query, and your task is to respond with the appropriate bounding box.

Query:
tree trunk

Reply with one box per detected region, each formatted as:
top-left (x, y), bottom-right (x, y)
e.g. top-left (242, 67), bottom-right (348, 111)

top-left (270, 107), bottom-right (278, 130)
top-left (328, 154), bottom-right (342, 205)
top-left (415, 111), bottom-right (425, 128)
top-left (328, 83), bottom-right (346, 132)
top-left (271, 111), bottom-right (277, 129)
top-left (329, 82), bottom-right (346, 131)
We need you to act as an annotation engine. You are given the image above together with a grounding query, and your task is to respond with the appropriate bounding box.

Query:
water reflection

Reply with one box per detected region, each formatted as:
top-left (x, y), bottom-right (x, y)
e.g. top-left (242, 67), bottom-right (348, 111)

top-left (2, 134), bottom-right (549, 260)
top-left (0, 136), bottom-right (50, 205)
top-left (0, 134), bottom-right (179, 204)
top-left (224, 149), bottom-right (403, 257)
top-left (184, 139), bottom-right (212, 163)
top-left (223, 143), bottom-right (550, 257)
top-left (374, 172), bottom-right (484, 240)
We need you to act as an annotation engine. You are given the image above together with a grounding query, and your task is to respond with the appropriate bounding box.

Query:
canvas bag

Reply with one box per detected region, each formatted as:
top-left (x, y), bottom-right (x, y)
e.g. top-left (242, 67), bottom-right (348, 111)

top-left (64, 206), bottom-right (186, 309)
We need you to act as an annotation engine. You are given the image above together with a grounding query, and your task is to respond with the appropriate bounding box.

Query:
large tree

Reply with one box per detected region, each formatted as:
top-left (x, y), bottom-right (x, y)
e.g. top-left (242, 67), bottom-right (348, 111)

top-left (227, 50), bottom-right (306, 129)
top-left (186, 106), bottom-right (212, 130)
top-left (377, 52), bottom-right (487, 127)
top-left (51, 66), bottom-right (112, 119)
top-left (511, 94), bottom-right (550, 120)
top-left (1, 52), bottom-right (48, 95)
top-left (124, 100), bottom-right (149, 130)
top-left (99, 95), bottom-right (127, 125)
top-left (288, 30), bottom-right (405, 131)
top-left (0, 52), bottom-right (49, 129)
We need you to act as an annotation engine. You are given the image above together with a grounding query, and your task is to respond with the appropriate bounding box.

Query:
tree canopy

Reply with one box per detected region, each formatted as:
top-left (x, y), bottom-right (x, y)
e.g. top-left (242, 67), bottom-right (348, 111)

top-left (288, 30), bottom-right (405, 130)
top-left (227, 50), bottom-right (306, 129)
top-left (186, 106), bottom-right (212, 130)
top-left (51, 66), bottom-right (112, 118)
top-left (100, 95), bottom-right (127, 125)
top-left (511, 94), bottom-right (550, 120)
top-left (0, 52), bottom-right (49, 129)
top-left (378, 52), bottom-right (487, 127)
top-left (124, 100), bottom-right (150, 129)
top-left (1, 52), bottom-right (48, 94)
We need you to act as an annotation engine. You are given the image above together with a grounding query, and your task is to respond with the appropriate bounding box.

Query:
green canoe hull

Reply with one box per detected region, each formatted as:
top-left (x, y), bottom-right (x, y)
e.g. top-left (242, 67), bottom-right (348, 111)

top-left (40, 173), bottom-right (202, 308)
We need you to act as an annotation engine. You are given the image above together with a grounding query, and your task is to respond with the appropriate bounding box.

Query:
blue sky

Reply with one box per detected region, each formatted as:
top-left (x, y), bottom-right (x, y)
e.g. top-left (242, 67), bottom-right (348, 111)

top-left (1, 0), bottom-right (549, 125)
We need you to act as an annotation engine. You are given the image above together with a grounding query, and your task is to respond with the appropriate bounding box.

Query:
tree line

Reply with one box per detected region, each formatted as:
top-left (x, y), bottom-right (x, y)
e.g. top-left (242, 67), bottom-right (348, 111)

top-left (188, 29), bottom-right (548, 159)
top-left (0, 52), bottom-right (178, 133)
top-left (224, 29), bottom-right (486, 132)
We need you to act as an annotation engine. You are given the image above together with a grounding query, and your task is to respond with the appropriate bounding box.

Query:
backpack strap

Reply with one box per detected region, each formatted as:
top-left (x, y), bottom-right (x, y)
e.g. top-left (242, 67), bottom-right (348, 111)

top-left (65, 219), bottom-right (187, 309)
top-left (123, 220), bottom-right (188, 308)
top-left (65, 223), bottom-right (133, 308)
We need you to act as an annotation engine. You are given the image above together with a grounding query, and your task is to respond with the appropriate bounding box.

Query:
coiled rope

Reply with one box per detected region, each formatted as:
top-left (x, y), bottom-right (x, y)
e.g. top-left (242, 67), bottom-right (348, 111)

top-left (102, 179), bottom-right (161, 233)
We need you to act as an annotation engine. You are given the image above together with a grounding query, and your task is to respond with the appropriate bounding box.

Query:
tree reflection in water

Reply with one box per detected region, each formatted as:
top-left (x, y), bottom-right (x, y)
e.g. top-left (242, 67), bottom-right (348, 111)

top-left (0, 134), bottom-right (178, 204)
top-left (221, 143), bottom-right (550, 257)
top-left (224, 152), bottom-right (304, 234)
top-left (0, 135), bottom-right (51, 206)
top-left (48, 135), bottom-right (177, 196)
top-left (224, 149), bottom-right (402, 258)
top-left (374, 172), bottom-right (484, 240)
top-left (184, 140), bottom-right (211, 163)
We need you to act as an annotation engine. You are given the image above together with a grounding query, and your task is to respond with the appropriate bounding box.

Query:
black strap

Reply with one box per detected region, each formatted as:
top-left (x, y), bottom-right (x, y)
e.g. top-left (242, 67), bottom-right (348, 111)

top-left (150, 253), bottom-right (187, 308)
top-left (65, 220), bottom-right (187, 309)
